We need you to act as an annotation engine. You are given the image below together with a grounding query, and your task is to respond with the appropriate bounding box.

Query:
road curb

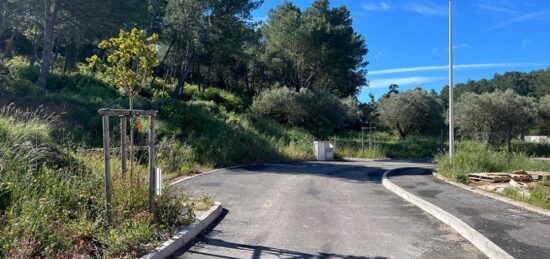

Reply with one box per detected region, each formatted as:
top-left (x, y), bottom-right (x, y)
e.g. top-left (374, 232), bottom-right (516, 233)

top-left (433, 173), bottom-right (550, 218)
top-left (141, 201), bottom-right (223, 259)
top-left (382, 168), bottom-right (514, 259)
top-left (169, 162), bottom-right (309, 187)
top-left (169, 164), bottom-right (248, 187)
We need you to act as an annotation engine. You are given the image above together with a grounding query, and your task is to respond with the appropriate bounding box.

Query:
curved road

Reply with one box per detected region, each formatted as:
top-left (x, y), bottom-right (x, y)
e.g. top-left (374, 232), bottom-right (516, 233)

top-left (174, 160), bottom-right (485, 258)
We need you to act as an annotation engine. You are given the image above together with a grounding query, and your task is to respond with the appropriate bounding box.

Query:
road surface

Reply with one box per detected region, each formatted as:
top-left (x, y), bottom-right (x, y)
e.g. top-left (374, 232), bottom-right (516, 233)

top-left (389, 168), bottom-right (550, 258)
top-left (173, 160), bottom-right (484, 258)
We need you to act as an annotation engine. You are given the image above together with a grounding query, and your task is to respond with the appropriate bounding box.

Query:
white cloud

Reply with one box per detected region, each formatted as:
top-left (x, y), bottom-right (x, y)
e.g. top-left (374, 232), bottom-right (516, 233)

top-left (491, 9), bottom-right (550, 29)
top-left (369, 63), bottom-right (542, 76)
top-left (362, 2), bottom-right (392, 12)
top-left (405, 2), bottom-right (447, 16)
top-left (452, 43), bottom-right (469, 50)
top-left (368, 76), bottom-right (444, 89)
top-left (476, 4), bottom-right (517, 14)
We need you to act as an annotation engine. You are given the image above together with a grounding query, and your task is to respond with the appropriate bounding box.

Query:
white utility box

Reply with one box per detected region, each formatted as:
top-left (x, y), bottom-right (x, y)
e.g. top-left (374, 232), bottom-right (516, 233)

top-left (314, 141), bottom-right (334, 161)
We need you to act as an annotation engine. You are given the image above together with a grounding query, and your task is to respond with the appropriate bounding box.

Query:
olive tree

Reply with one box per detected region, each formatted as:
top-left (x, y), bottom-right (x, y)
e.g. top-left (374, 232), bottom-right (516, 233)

top-left (251, 87), bottom-right (359, 137)
top-left (455, 90), bottom-right (533, 143)
top-left (378, 89), bottom-right (443, 139)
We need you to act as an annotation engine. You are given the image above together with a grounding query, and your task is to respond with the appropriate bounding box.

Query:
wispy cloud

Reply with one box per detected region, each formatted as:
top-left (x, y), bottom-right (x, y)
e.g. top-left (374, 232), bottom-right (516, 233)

top-left (405, 1), bottom-right (447, 16)
top-left (491, 9), bottom-right (550, 29)
top-left (369, 63), bottom-right (542, 76)
top-left (476, 4), bottom-right (517, 14)
top-left (452, 43), bottom-right (469, 50)
top-left (368, 76), bottom-right (444, 88)
top-left (362, 2), bottom-right (392, 12)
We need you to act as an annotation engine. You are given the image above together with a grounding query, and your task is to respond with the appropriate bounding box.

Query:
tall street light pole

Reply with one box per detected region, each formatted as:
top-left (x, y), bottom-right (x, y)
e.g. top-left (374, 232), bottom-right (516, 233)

top-left (449, 0), bottom-right (455, 159)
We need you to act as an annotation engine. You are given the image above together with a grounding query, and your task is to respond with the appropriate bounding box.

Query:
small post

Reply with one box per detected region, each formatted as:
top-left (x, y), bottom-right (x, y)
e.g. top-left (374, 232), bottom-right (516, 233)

top-left (120, 116), bottom-right (127, 177)
top-left (102, 115), bottom-right (112, 219)
top-left (148, 115), bottom-right (156, 212)
top-left (369, 127), bottom-right (373, 150)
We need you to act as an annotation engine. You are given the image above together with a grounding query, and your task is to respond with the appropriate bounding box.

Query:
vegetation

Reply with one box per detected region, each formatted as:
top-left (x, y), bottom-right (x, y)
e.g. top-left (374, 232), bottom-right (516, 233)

top-left (0, 105), bottom-right (195, 257)
top-left (251, 87), bottom-right (360, 137)
top-left (1, 0), bottom-right (550, 255)
top-left (455, 90), bottom-right (533, 143)
top-left (333, 132), bottom-right (440, 159)
top-left (377, 89), bottom-right (443, 139)
top-left (436, 141), bottom-right (550, 209)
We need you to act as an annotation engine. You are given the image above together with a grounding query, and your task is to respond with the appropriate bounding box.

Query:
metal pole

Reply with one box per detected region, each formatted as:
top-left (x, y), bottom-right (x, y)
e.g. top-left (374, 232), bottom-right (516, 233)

top-left (449, 0), bottom-right (455, 159)
top-left (102, 115), bottom-right (112, 219)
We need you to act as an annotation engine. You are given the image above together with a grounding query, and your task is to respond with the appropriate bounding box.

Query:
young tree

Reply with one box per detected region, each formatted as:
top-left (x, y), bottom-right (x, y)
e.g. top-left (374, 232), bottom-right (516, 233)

top-left (87, 28), bottom-right (160, 109)
top-left (378, 89), bottom-right (443, 139)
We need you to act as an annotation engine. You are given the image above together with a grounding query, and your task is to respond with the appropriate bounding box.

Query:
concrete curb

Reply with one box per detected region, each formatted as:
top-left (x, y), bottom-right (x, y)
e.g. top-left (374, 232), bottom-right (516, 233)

top-left (169, 164), bottom-right (248, 187)
top-left (433, 173), bottom-right (550, 218)
top-left (141, 201), bottom-right (223, 259)
top-left (382, 168), bottom-right (514, 259)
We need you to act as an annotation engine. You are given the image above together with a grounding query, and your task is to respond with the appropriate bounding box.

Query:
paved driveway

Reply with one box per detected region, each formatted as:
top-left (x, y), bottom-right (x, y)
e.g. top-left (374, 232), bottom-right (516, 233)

top-left (174, 160), bottom-right (485, 258)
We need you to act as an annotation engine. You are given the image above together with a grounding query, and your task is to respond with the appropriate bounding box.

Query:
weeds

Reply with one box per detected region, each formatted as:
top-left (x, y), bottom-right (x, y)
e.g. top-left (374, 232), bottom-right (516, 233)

top-left (436, 141), bottom-right (550, 209)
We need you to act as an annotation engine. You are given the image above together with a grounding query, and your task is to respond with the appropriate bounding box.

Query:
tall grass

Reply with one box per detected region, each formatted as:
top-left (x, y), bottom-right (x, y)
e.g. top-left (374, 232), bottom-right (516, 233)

top-left (436, 141), bottom-right (550, 209)
top-left (0, 106), bottom-right (194, 257)
top-left (333, 131), bottom-right (441, 159)
top-left (436, 141), bottom-right (550, 182)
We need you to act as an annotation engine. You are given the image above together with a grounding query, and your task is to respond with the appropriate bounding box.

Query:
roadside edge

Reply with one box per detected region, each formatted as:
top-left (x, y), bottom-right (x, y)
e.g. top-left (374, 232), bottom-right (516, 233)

top-left (141, 201), bottom-right (223, 259)
top-left (382, 168), bottom-right (513, 259)
top-left (433, 173), bottom-right (550, 218)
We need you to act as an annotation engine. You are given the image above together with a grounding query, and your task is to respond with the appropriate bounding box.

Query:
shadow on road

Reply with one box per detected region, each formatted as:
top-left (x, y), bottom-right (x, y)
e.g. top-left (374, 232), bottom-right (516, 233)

top-left (225, 163), bottom-right (388, 183)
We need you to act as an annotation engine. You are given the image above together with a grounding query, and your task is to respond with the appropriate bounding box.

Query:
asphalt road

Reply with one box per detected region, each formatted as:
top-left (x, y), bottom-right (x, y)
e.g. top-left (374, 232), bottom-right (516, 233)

top-left (173, 160), bottom-right (485, 259)
top-left (389, 168), bottom-right (550, 259)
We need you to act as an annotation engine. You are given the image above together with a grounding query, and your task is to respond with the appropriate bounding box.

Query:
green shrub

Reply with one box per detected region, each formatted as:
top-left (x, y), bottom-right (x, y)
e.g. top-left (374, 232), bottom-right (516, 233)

top-left (251, 87), bottom-right (359, 137)
top-left (106, 217), bottom-right (156, 257)
top-left (251, 87), bottom-right (303, 124)
top-left (153, 189), bottom-right (194, 234)
top-left (157, 136), bottom-right (197, 176)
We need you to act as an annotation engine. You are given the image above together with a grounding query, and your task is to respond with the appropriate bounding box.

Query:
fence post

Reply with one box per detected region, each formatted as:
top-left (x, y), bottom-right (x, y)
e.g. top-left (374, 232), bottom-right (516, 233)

top-left (120, 116), bottom-right (127, 177)
top-left (102, 115), bottom-right (112, 219)
top-left (148, 115), bottom-right (157, 212)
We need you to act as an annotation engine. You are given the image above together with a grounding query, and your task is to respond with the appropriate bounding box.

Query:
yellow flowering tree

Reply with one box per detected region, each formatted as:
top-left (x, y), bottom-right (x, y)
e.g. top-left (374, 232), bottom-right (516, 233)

top-left (87, 28), bottom-right (160, 109)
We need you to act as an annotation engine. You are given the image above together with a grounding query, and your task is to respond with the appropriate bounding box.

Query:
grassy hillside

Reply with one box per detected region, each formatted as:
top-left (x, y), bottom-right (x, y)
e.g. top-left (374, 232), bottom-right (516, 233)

top-left (0, 57), bottom-right (317, 256)
top-left (1, 57), bottom-right (315, 178)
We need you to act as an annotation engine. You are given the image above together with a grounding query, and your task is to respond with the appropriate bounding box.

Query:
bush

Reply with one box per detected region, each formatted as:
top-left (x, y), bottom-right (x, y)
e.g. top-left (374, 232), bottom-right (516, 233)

top-left (251, 87), bottom-right (359, 137)
top-left (378, 89), bottom-right (444, 139)
top-left (455, 90), bottom-right (533, 143)
top-left (251, 87), bottom-right (303, 124)
top-left (157, 136), bottom-right (197, 176)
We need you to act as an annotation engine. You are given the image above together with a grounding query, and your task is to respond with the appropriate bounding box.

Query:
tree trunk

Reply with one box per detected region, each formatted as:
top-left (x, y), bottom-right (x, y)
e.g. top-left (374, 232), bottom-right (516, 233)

top-left (38, 0), bottom-right (60, 92)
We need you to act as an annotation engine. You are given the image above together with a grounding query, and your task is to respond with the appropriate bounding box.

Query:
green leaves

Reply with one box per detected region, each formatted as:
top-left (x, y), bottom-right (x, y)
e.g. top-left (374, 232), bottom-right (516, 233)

top-left (87, 28), bottom-right (159, 109)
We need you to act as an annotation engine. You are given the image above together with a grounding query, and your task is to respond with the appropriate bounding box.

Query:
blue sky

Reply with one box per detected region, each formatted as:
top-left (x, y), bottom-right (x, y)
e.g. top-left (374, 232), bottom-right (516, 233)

top-left (252, 0), bottom-right (550, 102)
